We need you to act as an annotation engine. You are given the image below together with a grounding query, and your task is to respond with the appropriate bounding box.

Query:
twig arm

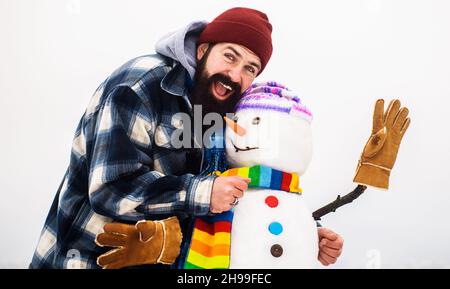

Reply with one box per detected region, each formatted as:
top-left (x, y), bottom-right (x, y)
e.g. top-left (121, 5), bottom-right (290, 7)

top-left (312, 185), bottom-right (368, 221)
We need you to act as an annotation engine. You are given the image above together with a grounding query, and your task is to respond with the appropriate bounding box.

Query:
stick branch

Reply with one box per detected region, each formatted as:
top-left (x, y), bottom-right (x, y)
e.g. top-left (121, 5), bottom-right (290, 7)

top-left (312, 185), bottom-right (368, 221)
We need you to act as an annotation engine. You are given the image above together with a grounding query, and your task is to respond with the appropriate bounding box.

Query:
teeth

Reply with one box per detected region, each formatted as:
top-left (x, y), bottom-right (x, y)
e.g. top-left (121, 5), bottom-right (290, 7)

top-left (219, 81), bottom-right (233, 91)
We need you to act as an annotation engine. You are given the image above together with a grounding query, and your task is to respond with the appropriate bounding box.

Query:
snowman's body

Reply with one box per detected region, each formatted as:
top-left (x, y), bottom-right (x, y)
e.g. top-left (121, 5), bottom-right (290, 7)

top-left (224, 83), bottom-right (318, 268)
top-left (229, 188), bottom-right (318, 268)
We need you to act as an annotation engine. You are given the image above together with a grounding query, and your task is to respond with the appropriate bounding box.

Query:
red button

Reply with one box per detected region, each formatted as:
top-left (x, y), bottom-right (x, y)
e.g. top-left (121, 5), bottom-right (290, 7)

top-left (265, 195), bottom-right (278, 208)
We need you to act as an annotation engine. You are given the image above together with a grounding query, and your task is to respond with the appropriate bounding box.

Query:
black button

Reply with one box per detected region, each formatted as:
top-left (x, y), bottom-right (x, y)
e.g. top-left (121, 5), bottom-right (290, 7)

top-left (271, 244), bottom-right (283, 257)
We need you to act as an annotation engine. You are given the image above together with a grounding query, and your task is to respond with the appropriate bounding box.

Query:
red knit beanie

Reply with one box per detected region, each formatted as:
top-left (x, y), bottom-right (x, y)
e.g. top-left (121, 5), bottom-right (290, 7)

top-left (198, 7), bottom-right (273, 74)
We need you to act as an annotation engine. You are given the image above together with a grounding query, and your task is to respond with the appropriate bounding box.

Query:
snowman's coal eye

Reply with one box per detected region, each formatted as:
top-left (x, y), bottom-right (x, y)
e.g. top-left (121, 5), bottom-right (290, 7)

top-left (252, 117), bottom-right (260, 125)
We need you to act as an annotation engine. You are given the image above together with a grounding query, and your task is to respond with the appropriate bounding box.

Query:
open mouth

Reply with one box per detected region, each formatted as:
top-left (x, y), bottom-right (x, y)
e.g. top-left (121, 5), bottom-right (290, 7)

top-left (231, 140), bottom-right (259, 153)
top-left (212, 80), bottom-right (234, 100)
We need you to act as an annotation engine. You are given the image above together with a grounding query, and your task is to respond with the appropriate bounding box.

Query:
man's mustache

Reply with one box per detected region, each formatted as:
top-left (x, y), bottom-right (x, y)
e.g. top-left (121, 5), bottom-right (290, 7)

top-left (208, 73), bottom-right (241, 96)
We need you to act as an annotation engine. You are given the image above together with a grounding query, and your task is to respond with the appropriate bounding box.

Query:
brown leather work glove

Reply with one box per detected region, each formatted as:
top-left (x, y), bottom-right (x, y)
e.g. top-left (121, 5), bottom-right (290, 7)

top-left (95, 216), bottom-right (182, 269)
top-left (353, 99), bottom-right (411, 189)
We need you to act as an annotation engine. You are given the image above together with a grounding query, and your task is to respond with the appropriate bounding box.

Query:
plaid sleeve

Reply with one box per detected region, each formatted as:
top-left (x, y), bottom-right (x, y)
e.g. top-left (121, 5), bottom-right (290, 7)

top-left (87, 85), bottom-right (215, 221)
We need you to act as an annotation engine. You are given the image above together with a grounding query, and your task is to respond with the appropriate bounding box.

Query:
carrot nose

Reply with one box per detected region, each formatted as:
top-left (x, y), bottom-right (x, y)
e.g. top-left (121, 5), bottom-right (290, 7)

top-left (224, 116), bottom-right (246, 136)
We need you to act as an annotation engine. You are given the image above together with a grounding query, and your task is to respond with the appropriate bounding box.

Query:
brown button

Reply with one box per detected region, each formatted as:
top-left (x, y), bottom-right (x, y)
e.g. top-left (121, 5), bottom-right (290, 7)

top-left (271, 244), bottom-right (283, 257)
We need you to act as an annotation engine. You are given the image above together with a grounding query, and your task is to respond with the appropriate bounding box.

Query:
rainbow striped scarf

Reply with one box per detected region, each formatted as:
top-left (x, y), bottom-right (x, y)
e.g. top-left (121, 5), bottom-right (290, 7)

top-left (184, 165), bottom-right (302, 269)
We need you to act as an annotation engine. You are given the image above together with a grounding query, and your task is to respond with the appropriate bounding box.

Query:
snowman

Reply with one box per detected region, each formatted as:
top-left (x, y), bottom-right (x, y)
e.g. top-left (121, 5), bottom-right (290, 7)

top-left (222, 81), bottom-right (318, 268)
top-left (94, 81), bottom-right (411, 269)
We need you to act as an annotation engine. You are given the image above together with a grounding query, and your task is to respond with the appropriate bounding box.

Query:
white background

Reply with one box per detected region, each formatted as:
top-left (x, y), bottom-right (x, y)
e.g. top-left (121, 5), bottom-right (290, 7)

top-left (1, 0), bottom-right (449, 268)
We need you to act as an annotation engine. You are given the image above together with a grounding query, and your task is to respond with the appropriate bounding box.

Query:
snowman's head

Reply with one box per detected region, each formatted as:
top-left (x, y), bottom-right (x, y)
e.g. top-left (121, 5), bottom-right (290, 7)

top-left (225, 82), bottom-right (313, 176)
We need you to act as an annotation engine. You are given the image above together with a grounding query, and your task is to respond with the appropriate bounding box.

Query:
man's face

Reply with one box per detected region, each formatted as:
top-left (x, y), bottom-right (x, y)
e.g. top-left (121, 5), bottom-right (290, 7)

top-left (191, 43), bottom-right (261, 117)
top-left (197, 42), bottom-right (261, 97)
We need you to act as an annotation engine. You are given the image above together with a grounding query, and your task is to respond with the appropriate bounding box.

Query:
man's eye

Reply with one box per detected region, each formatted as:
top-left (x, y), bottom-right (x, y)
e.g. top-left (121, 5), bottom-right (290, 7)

top-left (252, 117), bottom-right (260, 125)
top-left (225, 53), bottom-right (235, 61)
top-left (246, 66), bottom-right (256, 74)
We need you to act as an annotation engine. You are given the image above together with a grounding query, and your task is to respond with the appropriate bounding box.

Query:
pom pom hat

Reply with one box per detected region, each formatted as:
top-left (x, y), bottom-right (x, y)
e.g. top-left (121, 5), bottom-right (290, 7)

top-left (198, 7), bottom-right (273, 74)
top-left (235, 81), bottom-right (313, 123)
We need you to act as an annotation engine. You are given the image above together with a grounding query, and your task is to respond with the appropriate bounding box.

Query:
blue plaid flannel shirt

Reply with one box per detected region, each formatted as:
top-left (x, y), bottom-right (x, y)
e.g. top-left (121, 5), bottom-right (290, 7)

top-left (30, 54), bottom-right (217, 269)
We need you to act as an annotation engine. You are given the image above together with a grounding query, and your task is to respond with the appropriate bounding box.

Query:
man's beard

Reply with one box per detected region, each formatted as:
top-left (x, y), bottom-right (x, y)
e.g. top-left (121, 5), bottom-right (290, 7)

top-left (190, 52), bottom-right (242, 118)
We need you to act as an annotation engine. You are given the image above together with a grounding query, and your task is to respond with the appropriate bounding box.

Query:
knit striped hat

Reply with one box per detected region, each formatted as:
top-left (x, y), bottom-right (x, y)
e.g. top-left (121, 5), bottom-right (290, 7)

top-left (235, 81), bottom-right (313, 123)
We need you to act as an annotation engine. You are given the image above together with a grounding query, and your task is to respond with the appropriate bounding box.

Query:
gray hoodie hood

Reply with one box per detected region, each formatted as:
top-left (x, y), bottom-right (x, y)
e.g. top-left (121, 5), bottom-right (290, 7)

top-left (155, 21), bottom-right (208, 80)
